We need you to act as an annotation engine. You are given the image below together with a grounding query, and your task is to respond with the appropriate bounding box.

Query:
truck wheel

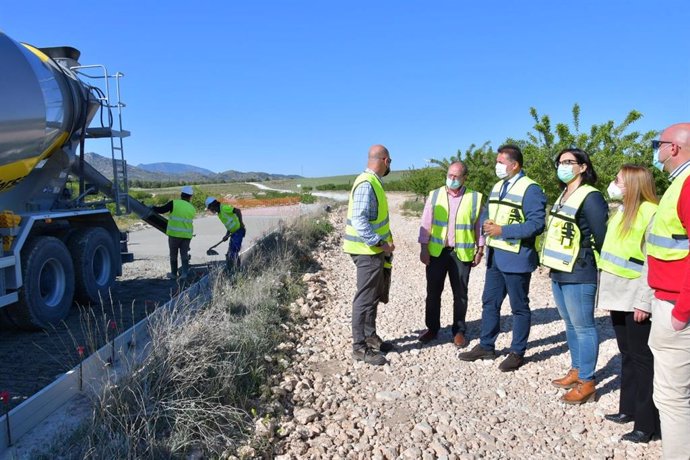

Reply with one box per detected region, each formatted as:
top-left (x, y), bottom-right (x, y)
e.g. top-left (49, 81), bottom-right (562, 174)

top-left (68, 227), bottom-right (117, 305)
top-left (8, 236), bottom-right (75, 330)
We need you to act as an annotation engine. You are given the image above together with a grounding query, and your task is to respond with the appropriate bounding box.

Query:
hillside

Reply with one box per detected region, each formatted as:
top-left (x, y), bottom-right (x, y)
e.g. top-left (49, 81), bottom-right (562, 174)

top-left (83, 152), bottom-right (301, 183)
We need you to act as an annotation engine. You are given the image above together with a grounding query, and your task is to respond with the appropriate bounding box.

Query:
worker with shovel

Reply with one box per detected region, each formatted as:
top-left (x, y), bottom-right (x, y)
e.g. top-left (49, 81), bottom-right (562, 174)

top-left (205, 197), bottom-right (246, 272)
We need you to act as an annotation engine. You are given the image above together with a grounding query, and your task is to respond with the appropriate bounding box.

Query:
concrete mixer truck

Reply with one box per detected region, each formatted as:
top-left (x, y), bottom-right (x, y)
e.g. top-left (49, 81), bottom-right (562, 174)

top-left (0, 30), bottom-right (168, 330)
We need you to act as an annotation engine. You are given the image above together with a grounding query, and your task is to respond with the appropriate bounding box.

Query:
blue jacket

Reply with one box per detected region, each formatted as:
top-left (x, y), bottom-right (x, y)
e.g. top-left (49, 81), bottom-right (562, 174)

top-left (482, 173), bottom-right (547, 273)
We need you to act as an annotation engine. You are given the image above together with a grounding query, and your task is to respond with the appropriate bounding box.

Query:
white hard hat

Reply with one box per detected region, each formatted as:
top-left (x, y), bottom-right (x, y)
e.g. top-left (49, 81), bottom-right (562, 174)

top-left (181, 185), bottom-right (194, 196)
top-left (205, 197), bottom-right (216, 208)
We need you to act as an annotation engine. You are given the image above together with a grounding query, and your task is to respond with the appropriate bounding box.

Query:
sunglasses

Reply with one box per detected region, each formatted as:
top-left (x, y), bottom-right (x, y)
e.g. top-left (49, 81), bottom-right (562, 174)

top-left (652, 140), bottom-right (673, 150)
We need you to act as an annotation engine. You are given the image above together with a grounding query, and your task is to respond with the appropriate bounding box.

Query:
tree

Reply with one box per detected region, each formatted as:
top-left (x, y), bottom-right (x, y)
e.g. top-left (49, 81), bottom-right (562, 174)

top-left (402, 167), bottom-right (445, 200)
top-left (426, 105), bottom-right (663, 205)
top-left (513, 104), bottom-right (662, 202)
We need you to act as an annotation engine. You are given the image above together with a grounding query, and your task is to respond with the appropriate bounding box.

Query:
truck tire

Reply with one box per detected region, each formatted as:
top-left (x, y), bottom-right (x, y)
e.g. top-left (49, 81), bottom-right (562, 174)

top-left (7, 236), bottom-right (75, 330)
top-left (68, 227), bottom-right (117, 305)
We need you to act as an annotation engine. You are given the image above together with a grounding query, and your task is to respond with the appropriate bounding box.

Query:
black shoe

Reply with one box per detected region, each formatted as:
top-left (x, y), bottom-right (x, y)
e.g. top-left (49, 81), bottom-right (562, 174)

top-left (352, 347), bottom-right (387, 366)
top-left (458, 344), bottom-right (496, 362)
top-left (621, 430), bottom-right (659, 444)
top-left (365, 334), bottom-right (395, 353)
top-left (604, 413), bottom-right (634, 424)
top-left (417, 329), bottom-right (438, 343)
top-left (498, 352), bottom-right (525, 372)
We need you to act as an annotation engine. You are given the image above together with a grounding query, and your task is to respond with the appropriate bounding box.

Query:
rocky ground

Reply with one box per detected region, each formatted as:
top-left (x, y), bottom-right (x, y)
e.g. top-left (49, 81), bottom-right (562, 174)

top-left (272, 193), bottom-right (662, 459)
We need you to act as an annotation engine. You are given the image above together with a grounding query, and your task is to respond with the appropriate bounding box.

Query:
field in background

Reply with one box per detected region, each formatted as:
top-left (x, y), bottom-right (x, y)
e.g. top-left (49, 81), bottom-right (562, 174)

top-left (266, 170), bottom-right (406, 191)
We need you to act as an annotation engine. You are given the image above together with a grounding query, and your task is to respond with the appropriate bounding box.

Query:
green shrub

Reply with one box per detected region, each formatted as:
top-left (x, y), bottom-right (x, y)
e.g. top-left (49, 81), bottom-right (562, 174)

top-left (299, 193), bottom-right (316, 204)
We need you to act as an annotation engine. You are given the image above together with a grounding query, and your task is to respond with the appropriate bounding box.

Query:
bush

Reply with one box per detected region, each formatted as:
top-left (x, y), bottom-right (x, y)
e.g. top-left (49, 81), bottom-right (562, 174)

top-left (35, 213), bottom-right (334, 458)
top-left (299, 193), bottom-right (316, 204)
top-left (401, 198), bottom-right (425, 216)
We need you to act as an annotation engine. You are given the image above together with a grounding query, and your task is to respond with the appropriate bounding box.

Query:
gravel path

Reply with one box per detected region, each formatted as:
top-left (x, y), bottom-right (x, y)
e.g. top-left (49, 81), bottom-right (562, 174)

top-left (275, 192), bottom-right (662, 459)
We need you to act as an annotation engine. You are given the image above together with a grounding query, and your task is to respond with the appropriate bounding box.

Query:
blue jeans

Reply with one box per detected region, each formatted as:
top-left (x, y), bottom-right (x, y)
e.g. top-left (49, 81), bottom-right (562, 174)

top-left (479, 263), bottom-right (532, 355)
top-left (227, 227), bottom-right (246, 270)
top-left (551, 281), bottom-right (598, 381)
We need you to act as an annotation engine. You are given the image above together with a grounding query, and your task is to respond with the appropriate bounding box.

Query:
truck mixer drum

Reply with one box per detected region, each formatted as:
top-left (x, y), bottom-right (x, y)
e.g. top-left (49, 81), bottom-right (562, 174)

top-left (0, 30), bottom-right (170, 329)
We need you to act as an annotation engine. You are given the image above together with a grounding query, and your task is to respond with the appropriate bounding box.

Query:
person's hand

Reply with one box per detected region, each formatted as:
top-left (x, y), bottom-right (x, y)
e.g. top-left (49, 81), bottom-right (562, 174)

top-left (633, 308), bottom-right (650, 323)
top-left (472, 248), bottom-right (484, 267)
top-left (222, 235), bottom-right (229, 242)
top-left (483, 220), bottom-right (502, 237)
top-left (671, 315), bottom-right (688, 331)
top-left (420, 245), bottom-right (430, 265)
top-left (381, 241), bottom-right (395, 255)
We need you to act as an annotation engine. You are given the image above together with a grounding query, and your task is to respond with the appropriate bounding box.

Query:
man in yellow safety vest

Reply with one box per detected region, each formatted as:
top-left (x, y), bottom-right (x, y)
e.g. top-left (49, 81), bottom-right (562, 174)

top-left (458, 144), bottom-right (546, 372)
top-left (153, 185), bottom-right (196, 280)
top-left (205, 197), bottom-right (246, 272)
top-left (646, 123), bottom-right (690, 458)
top-left (417, 161), bottom-right (484, 348)
top-left (343, 144), bottom-right (395, 366)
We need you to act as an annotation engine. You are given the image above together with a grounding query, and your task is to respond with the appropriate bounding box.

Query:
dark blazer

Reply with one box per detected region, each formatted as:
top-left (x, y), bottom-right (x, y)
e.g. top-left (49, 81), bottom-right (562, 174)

top-left (483, 173), bottom-right (547, 274)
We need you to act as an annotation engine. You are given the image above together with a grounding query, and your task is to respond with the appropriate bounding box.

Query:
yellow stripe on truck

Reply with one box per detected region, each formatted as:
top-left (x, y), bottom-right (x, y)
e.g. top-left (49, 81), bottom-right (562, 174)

top-left (0, 131), bottom-right (69, 192)
top-left (21, 43), bottom-right (50, 62)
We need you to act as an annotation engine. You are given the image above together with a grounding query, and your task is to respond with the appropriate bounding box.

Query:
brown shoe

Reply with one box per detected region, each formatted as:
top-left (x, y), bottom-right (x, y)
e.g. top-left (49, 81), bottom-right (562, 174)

top-left (453, 333), bottom-right (468, 348)
top-left (552, 369), bottom-right (579, 389)
top-left (418, 329), bottom-right (437, 343)
top-left (561, 379), bottom-right (596, 405)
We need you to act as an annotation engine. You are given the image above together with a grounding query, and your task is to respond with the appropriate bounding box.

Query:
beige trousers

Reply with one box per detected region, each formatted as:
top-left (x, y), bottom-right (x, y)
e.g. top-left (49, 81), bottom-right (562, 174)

top-left (649, 297), bottom-right (690, 460)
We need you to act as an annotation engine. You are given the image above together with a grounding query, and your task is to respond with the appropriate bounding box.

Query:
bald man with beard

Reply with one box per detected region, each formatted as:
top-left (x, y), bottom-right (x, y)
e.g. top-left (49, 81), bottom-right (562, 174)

top-left (343, 145), bottom-right (396, 366)
top-left (646, 123), bottom-right (690, 456)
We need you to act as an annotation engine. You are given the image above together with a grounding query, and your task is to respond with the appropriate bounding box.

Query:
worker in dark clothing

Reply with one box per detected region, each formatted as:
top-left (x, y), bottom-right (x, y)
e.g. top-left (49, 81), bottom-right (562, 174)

top-left (153, 185), bottom-right (196, 280)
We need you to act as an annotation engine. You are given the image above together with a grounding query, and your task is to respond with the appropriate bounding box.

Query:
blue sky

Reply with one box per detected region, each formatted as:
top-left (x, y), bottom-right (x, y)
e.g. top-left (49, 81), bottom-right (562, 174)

top-left (3, 1), bottom-right (689, 177)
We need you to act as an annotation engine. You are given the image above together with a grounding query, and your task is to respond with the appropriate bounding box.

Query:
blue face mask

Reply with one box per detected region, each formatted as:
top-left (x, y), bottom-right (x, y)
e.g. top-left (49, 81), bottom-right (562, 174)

top-left (446, 177), bottom-right (461, 190)
top-left (557, 164), bottom-right (576, 183)
top-left (652, 148), bottom-right (668, 172)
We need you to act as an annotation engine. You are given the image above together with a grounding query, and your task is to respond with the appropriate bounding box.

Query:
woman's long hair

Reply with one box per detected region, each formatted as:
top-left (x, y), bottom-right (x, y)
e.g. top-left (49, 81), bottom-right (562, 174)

top-left (618, 164), bottom-right (659, 237)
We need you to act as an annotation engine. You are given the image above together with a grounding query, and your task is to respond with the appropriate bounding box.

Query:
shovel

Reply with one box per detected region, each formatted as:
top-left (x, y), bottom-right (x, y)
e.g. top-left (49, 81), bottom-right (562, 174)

top-left (206, 239), bottom-right (224, 256)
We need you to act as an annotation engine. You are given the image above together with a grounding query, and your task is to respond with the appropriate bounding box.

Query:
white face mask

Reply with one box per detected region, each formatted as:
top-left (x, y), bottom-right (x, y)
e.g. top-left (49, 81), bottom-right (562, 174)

top-left (607, 181), bottom-right (623, 200)
top-left (495, 163), bottom-right (508, 179)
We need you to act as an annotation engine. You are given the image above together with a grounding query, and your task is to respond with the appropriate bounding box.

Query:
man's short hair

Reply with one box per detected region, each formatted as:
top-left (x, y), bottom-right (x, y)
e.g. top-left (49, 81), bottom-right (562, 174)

top-left (448, 161), bottom-right (468, 177)
top-left (497, 144), bottom-right (523, 167)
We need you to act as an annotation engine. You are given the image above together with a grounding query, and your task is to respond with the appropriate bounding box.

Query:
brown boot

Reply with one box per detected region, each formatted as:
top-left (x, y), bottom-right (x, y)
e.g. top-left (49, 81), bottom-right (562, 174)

top-left (561, 379), bottom-right (596, 405)
top-left (552, 369), bottom-right (579, 389)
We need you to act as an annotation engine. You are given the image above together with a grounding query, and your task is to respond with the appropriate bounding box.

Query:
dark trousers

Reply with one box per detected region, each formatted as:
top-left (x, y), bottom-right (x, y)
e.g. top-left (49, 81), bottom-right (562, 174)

top-left (168, 236), bottom-right (191, 276)
top-left (611, 310), bottom-right (661, 434)
top-left (479, 262), bottom-right (532, 355)
top-left (425, 248), bottom-right (472, 335)
top-left (351, 253), bottom-right (385, 351)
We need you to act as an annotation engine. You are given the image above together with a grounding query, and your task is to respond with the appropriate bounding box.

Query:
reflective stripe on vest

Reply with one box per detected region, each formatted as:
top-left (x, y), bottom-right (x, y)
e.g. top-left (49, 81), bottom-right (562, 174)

top-left (599, 201), bottom-right (657, 279)
top-left (343, 172), bottom-right (392, 255)
top-left (219, 203), bottom-right (241, 233)
top-left (167, 199), bottom-right (195, 239)
top-left (540, 185), bottom-right (598, 272)
top-left (427, 186), bottom-right (482, 262)
top-left (486, 176), bottom-right (538, 253)
top-left (647, 167), bottom-right (690, 261)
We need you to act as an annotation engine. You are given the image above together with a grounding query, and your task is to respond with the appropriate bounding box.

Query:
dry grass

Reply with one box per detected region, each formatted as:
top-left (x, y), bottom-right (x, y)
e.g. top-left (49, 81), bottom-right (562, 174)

top-left (32, 214), bottom-right (333, 459)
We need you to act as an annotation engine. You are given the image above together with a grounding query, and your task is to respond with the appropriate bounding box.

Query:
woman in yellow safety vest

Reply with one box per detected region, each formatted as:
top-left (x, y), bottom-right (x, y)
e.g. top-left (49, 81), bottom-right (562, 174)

top-left (597, 165), bottom-right (661, 443)
top-left (543, 148), bottom-right (608, 405)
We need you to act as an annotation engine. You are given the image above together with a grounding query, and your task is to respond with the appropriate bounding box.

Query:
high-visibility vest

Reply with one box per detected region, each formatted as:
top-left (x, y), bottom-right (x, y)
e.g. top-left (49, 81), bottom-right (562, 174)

top-left (647, 167), bottom-right (690, 261)
top-left (540, 185), bottom-right (599, 272)
top-left (219, 203), bottom-right (241, 233)
top-left (167, 199), bottom-right (195, 239)
top-left (427, 186), bottom-right (483, 262)
top-left (343, 172), bottom-right (392, 255)
top-left (486, 176), bottom-right (539, 253)
top-left (599, 201), bottom-right (657, 279)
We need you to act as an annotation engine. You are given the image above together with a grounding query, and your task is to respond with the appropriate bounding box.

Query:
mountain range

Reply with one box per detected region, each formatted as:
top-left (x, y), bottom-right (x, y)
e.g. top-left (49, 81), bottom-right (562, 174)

top-left (84, 152), bottom-right (301, 183)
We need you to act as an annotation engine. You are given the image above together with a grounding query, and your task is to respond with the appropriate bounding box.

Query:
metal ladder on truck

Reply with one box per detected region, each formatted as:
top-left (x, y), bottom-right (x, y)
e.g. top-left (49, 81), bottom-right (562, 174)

top-left (74, 65), bottom-right (131, 215)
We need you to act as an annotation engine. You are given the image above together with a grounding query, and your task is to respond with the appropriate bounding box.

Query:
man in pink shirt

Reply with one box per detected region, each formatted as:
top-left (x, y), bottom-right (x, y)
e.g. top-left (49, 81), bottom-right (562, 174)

top-left (418, 161), bottom-right (485, 347)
